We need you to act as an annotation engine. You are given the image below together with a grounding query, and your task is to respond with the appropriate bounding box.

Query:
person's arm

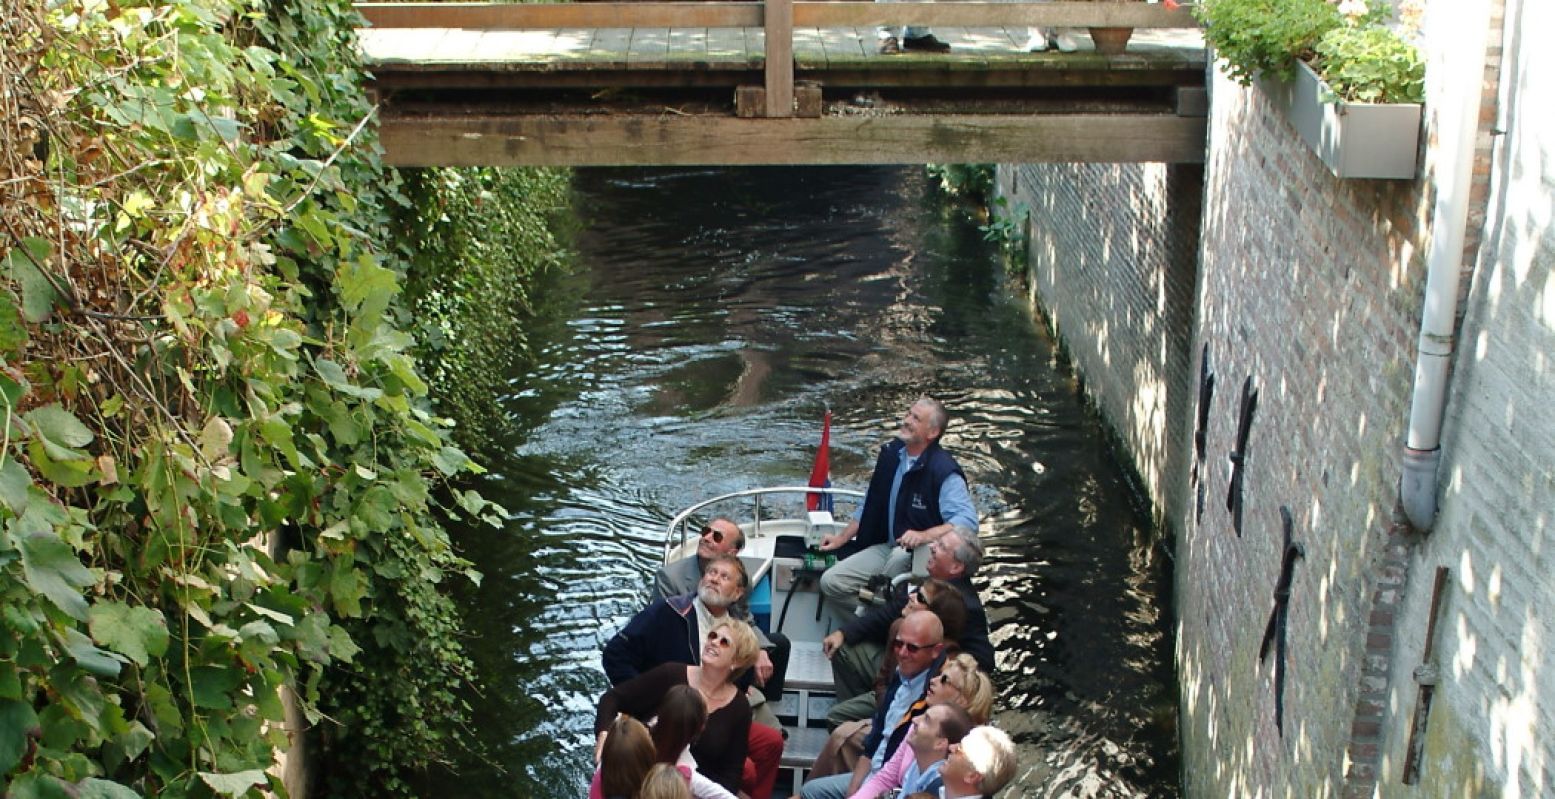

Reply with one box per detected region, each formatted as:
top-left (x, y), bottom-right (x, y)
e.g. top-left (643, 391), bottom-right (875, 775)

top-left (936, 474), bottom-right (978, 531)
top-left (840, 586), bottom-right (904, 645)
top-left (818, 518), bottom-right (861, 552)
top-left (897, 476), bottom-right (977, 549)
top-left (653, 564), bottom-right (681, 602)
top-left (595, 662), bottom-right (678, 738)
top-left (601, 601), bottom-right (666, 685)
top-left (844, 751), bottom-right (873, 796)
top-left (848, 740), bottom-right (911, 799)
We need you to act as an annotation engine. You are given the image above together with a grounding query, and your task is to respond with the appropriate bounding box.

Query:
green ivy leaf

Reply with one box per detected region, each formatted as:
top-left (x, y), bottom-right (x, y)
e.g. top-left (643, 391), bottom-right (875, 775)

top-left (7, 771), bottom-right (73, 799)
top-left (338, 253), bottom-right (398, 318)
top-left (0, 698), bottom-right (40, 774)
top-left (25, 404), bottom-right (96, 451)
top-left (17, 532), bottom-right (96, 621)
top-left (88, 601), bottom-right (170, 667)
top-left (0, 457), bottom-right (32, 512)
top-left (190, 665), bottom-right (241, 709)
top-left (0, 288), bottom-right (28, 354)
top-left (197, 770), bottom-right (268, 797)
top-left (61, 627), bottom-right (127, 678)
top-left (76, 778), bottom-right (144, 799)
top-left (1, 238), bottom-right (60, 323)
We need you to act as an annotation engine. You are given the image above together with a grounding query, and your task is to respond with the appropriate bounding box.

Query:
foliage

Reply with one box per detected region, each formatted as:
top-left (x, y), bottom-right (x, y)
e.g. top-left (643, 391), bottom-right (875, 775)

top-left (0, 0), bottom-right (507, 795)
top-left (1194, 0), bottom-right (1341, 84)
top-left (928, 164), bottom-right (997, 204)
top-left (979, 197), bottom-right (1030, 276)
top-left (398, 167), bottom-right (572, 454)
top-left (1196, 0), bottom-right (1424, 104)
top-left (1312, 24), bottom-right (1425, 103)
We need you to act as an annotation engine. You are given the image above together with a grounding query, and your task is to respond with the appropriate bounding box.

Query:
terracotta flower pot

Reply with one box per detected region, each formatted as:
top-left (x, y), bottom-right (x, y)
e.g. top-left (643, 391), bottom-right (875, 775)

top-left (1088, 26), bottom-right (1134, 55)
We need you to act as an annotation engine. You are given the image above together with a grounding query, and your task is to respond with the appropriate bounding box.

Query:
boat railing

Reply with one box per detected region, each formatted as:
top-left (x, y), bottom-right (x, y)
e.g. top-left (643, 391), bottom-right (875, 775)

top-left (663, 485), bottom-right (866, 563)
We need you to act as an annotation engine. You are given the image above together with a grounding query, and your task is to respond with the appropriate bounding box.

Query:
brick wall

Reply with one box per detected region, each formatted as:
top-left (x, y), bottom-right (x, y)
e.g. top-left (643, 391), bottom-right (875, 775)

top-left (996, 3), bottom-right (1540, 796)
top-left (995, 162), bottom-right (1202, 528)
top-left (1377, 1), bottom-right (1551, 796)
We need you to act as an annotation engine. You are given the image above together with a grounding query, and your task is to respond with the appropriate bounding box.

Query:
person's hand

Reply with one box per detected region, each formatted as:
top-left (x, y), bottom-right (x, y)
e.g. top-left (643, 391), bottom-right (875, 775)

top-left (822, 630), bottom-right (845, 658)
top-left (897, 529), bottom-right (929, 549)
top-left (755, 650), bottom-right (774, 684)
top-left (818, 532), bottom-right (848, 552)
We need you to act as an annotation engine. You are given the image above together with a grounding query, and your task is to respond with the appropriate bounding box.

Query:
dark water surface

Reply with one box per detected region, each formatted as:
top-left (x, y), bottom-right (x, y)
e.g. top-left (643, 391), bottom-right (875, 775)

top-left (434, 166), bottom-right (1180, 797)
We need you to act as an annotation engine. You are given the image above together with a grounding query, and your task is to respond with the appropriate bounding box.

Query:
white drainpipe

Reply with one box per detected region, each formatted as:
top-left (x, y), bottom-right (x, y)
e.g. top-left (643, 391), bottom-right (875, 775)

top-left (1400, 0), bottom-right (1493, 532)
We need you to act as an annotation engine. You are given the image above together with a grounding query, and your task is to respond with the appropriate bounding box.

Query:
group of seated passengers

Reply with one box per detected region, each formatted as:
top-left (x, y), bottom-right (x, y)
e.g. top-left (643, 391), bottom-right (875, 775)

top-left (594, 396), bottom-right (1016, 798)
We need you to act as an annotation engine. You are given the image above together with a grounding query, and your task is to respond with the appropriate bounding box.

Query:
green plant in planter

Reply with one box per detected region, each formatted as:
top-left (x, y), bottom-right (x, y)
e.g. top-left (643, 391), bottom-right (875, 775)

top-left (1311, 24), bottom-right (1425, 103)
top-left (1194, 0), bottom-right (1341, 84)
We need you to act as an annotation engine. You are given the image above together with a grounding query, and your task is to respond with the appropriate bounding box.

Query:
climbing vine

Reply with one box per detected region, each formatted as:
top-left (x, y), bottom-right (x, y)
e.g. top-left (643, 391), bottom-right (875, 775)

top-left (0, 0), bottom-right (512, 795)
top-left (398, 167), bottom-right (573, 454)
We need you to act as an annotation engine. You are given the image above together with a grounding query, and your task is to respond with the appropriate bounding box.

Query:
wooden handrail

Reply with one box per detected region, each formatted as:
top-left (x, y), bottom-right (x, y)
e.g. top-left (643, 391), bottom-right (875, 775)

top-left (355, 1), bottom-right (1201, 119)
top-left (355, 2), bottom-right (1200, 29)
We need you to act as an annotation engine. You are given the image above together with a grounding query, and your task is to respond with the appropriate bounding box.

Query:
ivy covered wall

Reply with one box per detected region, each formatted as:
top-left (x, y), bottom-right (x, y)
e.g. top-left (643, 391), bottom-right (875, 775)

top-left (0, 0), bottom-right (567, 796)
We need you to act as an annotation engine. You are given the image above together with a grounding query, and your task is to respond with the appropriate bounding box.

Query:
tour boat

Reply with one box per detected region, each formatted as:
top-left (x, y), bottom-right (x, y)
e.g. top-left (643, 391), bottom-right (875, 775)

top-left (661, 485), bottom-right (869, 786)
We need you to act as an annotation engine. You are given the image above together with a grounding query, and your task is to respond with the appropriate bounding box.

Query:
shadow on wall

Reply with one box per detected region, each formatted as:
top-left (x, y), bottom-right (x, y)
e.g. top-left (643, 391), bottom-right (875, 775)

top-left (1003, 160), bottom-right (1202, 530)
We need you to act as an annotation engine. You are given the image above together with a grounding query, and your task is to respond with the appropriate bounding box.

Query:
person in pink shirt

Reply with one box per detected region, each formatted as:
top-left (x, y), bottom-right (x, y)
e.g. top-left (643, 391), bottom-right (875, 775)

top-left (848, 702), bottom-right (973, 799)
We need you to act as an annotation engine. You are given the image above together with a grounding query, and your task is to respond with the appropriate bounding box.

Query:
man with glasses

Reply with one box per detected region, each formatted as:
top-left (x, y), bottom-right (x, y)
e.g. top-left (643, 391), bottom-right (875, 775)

top-left (817, 396), bottom-right (978, 622)
top-left (653, 516), bottom-right (791, 701)
top-left (939, 725), bottom-right (1017, 797)
top-left (798, 611), bottom-right (947, 799)
top-left (822, 526), bottom-right (994, 724)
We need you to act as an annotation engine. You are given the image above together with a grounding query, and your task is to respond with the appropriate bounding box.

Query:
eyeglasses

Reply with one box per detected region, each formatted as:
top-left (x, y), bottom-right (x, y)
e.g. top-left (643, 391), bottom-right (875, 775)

top-left (911, 587), bottom-right (928, 605)
top-left (706, 631), bottom-right (733, 648)
top-left (699, 526), bottom-right (725, 544)
top-left (891, 637), bottom-right (933, 654)
top-left (934, 672), bottom-right (962, 692)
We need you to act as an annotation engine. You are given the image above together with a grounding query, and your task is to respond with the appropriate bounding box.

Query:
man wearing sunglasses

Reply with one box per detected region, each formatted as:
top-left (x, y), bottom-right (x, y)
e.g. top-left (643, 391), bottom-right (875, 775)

top-left (822, 526), bottom-right (994, 725)
top-left (816, 396), bottom-right (978, 622)
top-left (653, 517), bottom-right (791, 702)
top-left (798, 611), bottom-right (947, 799)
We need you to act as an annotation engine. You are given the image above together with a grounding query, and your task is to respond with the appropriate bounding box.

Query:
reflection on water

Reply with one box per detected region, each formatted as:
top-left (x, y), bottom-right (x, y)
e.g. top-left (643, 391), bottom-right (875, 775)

top-left (431, 166), bottom-right (1180, 797)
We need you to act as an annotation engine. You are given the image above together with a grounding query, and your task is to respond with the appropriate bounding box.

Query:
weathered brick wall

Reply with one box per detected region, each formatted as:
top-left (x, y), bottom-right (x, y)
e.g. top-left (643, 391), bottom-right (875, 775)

top-left (995, 162), bottom-right (1201, 527)
top-left (1180, 59), bottom-right (1434, 796)
top-left (996, 3), bottom-right (1539, 796)
top-left (1378, 1), bottom-right (1551, 795)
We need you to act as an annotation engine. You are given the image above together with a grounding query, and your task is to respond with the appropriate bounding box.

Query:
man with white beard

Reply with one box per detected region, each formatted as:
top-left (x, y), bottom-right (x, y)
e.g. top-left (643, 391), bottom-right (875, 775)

top-left (603, 554), bottom-right (753, 683)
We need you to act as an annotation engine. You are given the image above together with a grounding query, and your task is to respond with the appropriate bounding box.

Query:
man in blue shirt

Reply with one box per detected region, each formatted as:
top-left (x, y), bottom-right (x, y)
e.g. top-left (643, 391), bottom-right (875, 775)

top-left (817, 396), bottom-right (978, 622)
top-left (797, 611), bottom-right (947, 799)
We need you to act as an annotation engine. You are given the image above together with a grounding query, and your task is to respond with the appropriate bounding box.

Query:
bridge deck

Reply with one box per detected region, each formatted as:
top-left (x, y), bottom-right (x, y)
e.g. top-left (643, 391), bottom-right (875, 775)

top-left (362, 26), bottom-right (1205, 89)
top-left (357, 4), bottom-right (1208, 166)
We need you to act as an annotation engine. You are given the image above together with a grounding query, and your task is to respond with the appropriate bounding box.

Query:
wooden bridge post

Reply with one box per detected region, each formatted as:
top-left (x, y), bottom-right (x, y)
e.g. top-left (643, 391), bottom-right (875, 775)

top-left (763, 0), bottom-right (794, 117)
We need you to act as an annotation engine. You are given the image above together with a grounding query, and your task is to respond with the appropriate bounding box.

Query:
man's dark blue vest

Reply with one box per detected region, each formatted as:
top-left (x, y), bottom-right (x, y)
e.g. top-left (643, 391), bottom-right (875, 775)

top-left (850, 439), bottom-right (965, 552)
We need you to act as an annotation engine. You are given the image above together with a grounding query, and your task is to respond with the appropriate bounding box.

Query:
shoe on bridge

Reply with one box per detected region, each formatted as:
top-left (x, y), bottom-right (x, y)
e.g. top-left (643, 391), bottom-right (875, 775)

top-left (903, 33), bottom-right (951, 52)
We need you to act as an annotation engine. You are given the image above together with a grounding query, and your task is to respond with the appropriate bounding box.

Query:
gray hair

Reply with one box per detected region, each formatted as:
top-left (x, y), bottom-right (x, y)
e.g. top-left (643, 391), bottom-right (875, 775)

top-left (917, 396), bottom-right (949, 436)
top-left (947, 525), bottom-right (984, 576)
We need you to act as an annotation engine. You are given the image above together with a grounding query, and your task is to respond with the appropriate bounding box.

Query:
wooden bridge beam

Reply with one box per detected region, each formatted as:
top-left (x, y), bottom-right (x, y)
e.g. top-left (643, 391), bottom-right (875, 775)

top-left (377, 113), bottom-right (1207, 167)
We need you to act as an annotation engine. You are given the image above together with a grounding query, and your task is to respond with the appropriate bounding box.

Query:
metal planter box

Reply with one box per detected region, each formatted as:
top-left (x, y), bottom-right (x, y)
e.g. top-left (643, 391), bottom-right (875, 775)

top-left (1262, 60), bottom-right (1423, 180)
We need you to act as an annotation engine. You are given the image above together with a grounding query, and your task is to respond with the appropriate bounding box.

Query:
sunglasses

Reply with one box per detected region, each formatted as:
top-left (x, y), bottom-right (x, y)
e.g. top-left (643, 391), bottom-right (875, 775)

top-left (891, 637), bottom-right (933, 654)
top-left (934, 672), bottom-right (961, 690)
top-left (706, 630), bottom-right (733, 648)
top-left (911, 587), bottom-right (929, 605)
top-left (699, 526), bottom-right (725, 544)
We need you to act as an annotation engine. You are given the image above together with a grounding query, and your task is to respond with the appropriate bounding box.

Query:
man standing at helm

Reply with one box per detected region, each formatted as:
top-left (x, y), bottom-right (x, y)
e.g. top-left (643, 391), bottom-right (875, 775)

top-left (817, 395), bottom-right (978, 620)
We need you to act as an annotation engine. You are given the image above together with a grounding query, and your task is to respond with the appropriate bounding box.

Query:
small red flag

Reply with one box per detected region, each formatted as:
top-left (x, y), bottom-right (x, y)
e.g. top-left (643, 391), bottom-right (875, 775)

top-left (807, 411), bottom-right (833, 512)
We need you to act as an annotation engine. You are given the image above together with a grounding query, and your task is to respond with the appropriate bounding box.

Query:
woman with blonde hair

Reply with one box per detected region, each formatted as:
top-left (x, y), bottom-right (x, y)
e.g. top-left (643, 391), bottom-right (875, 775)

top-left (596, 619), bottom-right (761, 795)
top-left (637, 763), bottom-right (694, 799)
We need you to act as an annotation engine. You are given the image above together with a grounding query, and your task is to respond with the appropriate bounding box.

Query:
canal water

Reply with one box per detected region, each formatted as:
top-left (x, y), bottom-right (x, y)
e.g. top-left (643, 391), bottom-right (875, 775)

top-left (434, 166), bottom-right (1181, 797)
